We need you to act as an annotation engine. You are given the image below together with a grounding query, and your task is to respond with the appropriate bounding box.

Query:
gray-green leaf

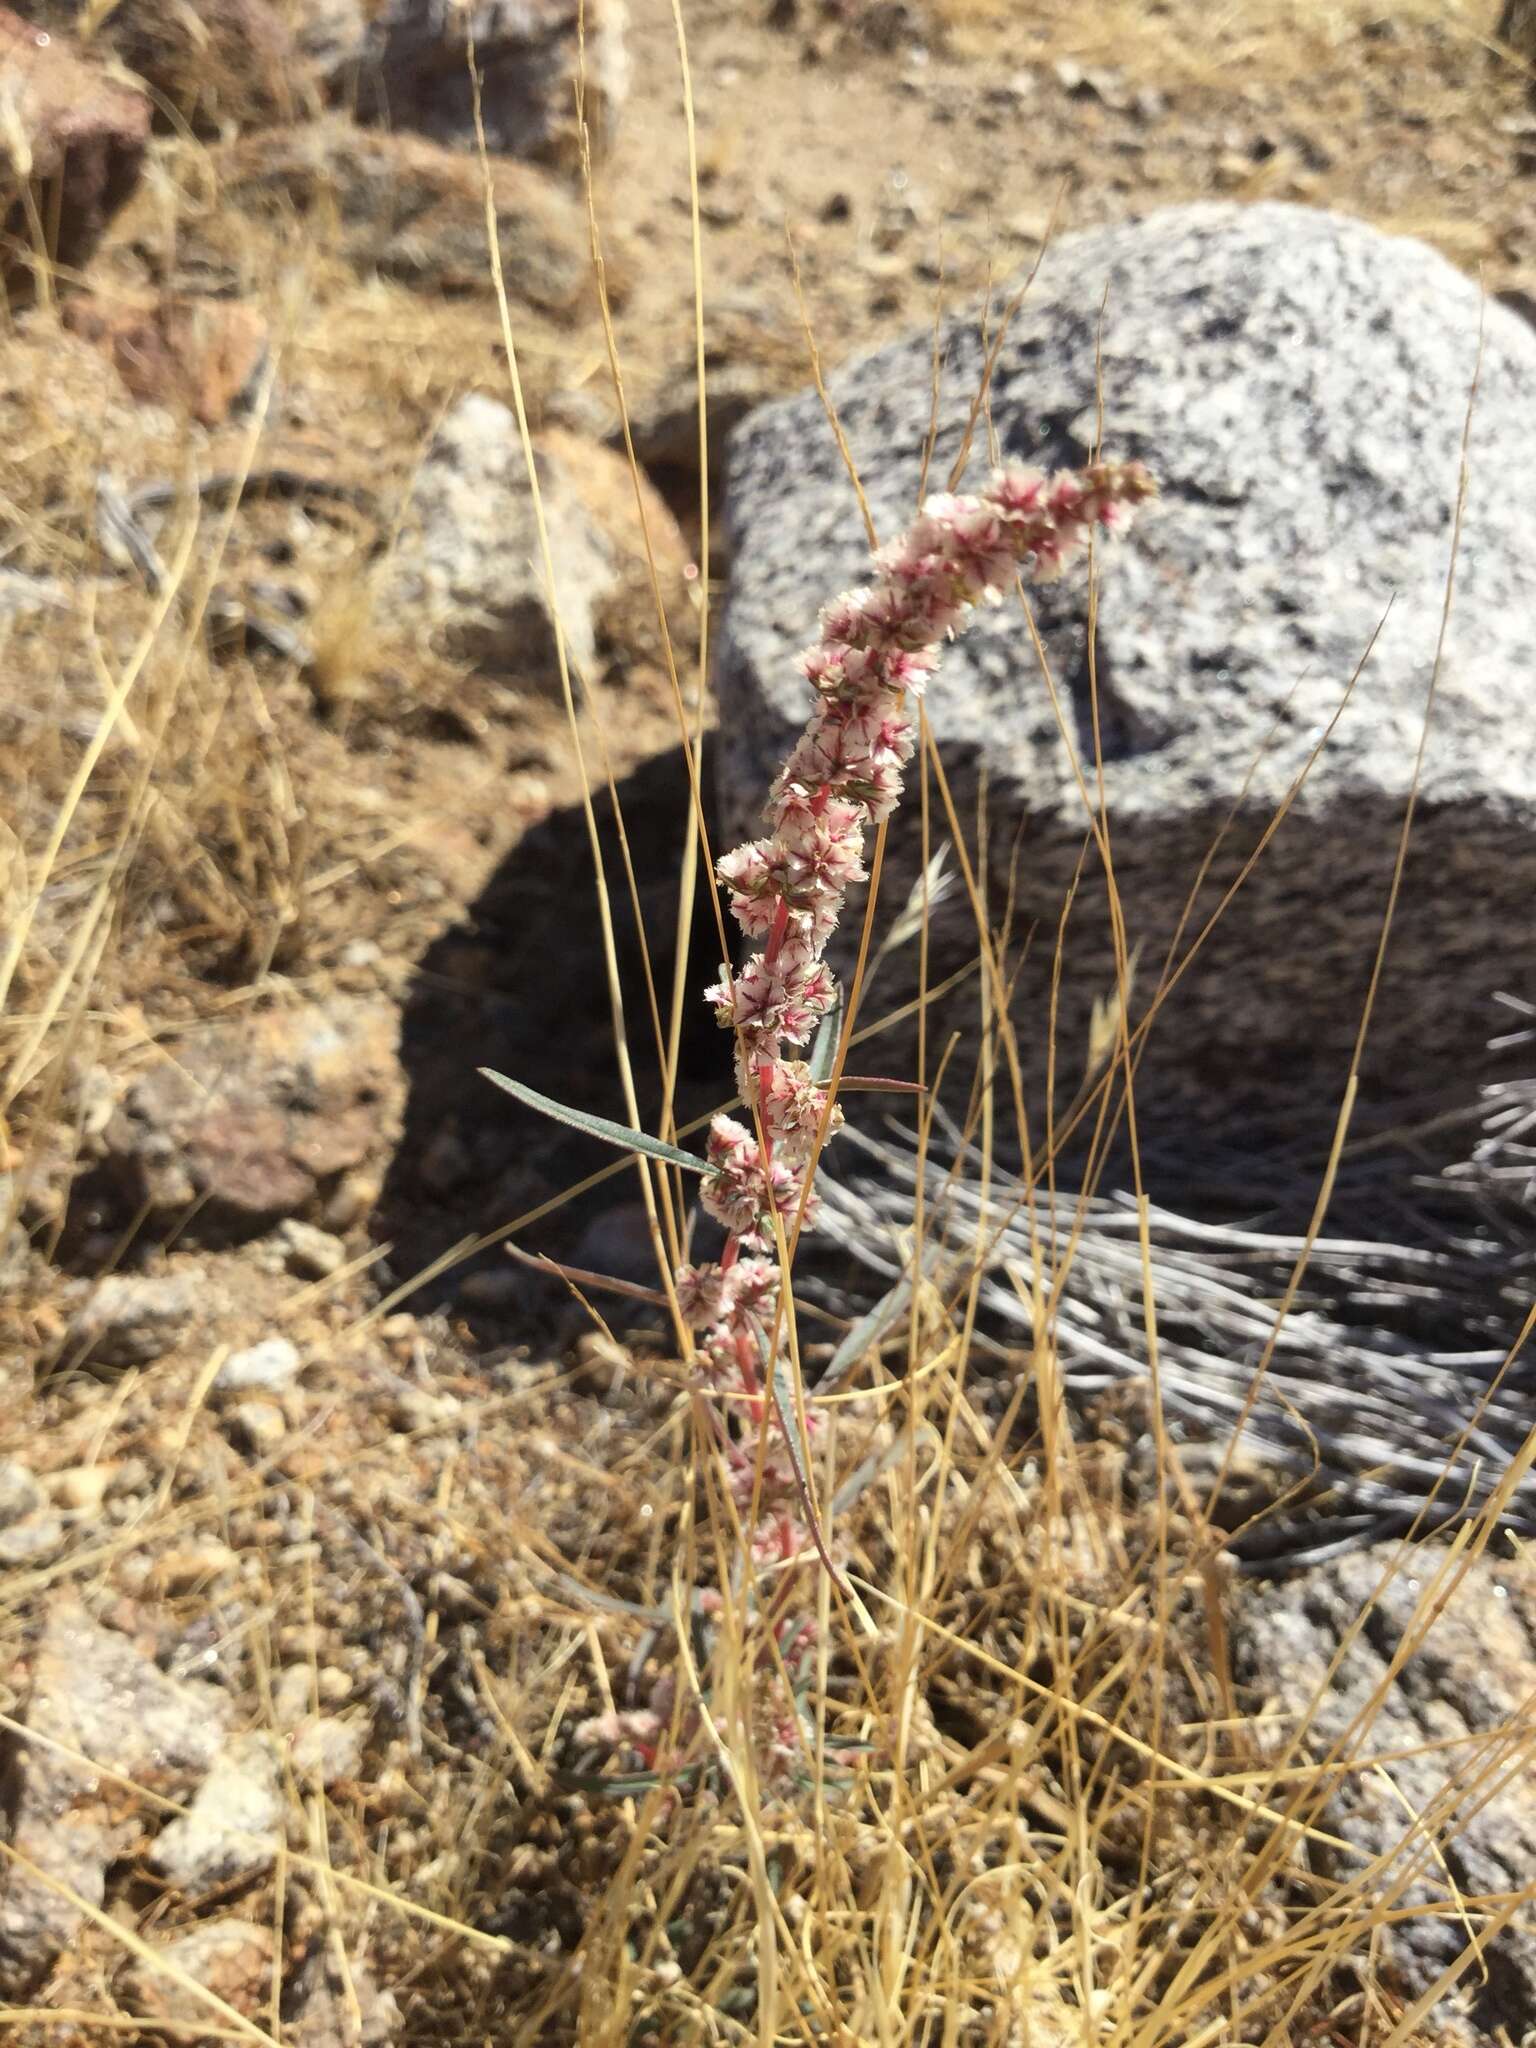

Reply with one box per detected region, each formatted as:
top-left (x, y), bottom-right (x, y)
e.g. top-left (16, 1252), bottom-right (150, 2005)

top-left (479, 1069), bottom-right (706, 1173)
top-left (808, 991), bottom-right (844, 1085)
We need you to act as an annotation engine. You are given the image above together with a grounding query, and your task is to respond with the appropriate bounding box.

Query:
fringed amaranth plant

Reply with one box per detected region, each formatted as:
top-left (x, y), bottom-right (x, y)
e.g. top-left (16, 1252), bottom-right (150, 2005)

top-left (679, 464), bottom-right (1156, 1542)
top-left (485, 454), bottom-right (1155, 1789)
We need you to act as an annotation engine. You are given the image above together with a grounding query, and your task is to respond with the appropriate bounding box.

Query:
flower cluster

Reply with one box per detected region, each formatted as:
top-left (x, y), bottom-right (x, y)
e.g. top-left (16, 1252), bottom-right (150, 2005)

top-left (686, 457), bottom-right (1157, 1411)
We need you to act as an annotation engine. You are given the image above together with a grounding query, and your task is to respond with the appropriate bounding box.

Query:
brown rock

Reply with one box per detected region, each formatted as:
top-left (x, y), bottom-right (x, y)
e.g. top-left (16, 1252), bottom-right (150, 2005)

top-left (0, 1603), bottom-right (229, 1995)
top-left (216, 118), bottom-right (609, 316)
top-left (22, 0), bottom-right (304, 131)
top-left (538, 423), bottom-right (694, 665)
top-left (62, 293), bottom-right (268, 426)
top-left (1237, 1547), bottom-right (1536, 2037)
top-left (360, 0), bottom-right (630, 167)
top-left (0, 7), bottom-right (149, 283)
top-left (121, 1920), bottom-right (275, 2033)
top-left (98, 999), bottom-right (400, 1244)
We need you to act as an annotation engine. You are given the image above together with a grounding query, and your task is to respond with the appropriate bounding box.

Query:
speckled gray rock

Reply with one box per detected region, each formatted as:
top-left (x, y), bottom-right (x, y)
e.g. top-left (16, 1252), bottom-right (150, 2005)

top-left (717, 203), bottom-right (1536, 1143)
top-left (0, 1604), bottom-right (228, 1994)
top-left (358, 0), bottom-right (629, 165)
top-left (1237, 1547), bottom-right (1536, 2039)
top-left (215, 1335), bottom-right (302, 1395)
top-left (149, 1732), bottom-right (282, 1893)
top-left (388, 395), bottom-right (616, 689)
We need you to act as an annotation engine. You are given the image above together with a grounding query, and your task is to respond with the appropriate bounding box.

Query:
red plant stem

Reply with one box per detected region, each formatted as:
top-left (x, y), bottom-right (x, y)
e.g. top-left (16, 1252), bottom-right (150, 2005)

top-left (762, 896), bottom-right (791, 971)
top-left (735, 1326), bottom-right (760, 1401)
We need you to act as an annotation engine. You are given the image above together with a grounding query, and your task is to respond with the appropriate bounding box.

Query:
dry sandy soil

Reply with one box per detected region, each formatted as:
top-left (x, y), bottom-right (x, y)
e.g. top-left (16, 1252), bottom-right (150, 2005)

top-left (2, 2), bottom-right (1535, 2044)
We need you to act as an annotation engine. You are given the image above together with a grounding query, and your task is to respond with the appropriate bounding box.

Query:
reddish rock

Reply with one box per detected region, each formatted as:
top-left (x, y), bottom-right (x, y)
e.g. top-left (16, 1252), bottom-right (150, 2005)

top-left (98, 999), bottom-right (401, 1243)
top-left (62, 293), bottom-right (268, 426)
top-left (0, 8), bottom-right (149, 283)
top-left (19, 0), bottom-right (303, 131)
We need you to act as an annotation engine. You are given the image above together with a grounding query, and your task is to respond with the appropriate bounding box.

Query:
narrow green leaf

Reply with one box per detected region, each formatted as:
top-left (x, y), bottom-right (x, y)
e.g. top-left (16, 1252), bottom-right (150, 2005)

top-left (819, 1274), bottom-right (915, 1394)
top-left (479, 1068), bottom-right (706, 1173)
top-left (554, 1762), bottom-right (707, 1797)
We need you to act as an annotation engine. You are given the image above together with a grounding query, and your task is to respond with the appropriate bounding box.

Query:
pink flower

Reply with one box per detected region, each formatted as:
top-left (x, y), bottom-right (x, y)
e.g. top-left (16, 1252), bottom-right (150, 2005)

top-left (675, 1261), bottom-right (730, 1330)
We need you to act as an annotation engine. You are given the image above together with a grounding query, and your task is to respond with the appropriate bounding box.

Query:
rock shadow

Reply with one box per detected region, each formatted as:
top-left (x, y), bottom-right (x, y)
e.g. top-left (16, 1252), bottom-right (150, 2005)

top-left (377, 744), bottom-right (728, 1332)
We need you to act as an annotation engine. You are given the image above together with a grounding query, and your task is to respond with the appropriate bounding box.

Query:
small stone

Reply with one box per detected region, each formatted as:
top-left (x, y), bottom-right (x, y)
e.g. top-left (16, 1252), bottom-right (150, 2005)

top-left (286, 1949), bottom-right (399, 2048)
top-left (98, 999), bottom-right (400, 1247)
top-left (323, 1170), bottom-right (379, 1232)
top-left (0, 1511), bottom-right (66, 1569)
top-left (149, 1732), bottom-right (283, 1893)
top-left (278, 1220), bottom-right (346, 1279)
top-left (289, 1714), bottom-right (364, 1786)
top-left (316, 1665), bottom-right (352, 1705)
top-left (458, 1266), bottom-right (521, 1312)
top-left (272, 1665), bottom-right (314, 1730)
top-left (149, 1541), bottom-right (238, 1596)
top-left (67, 1272), bottom-right (199, 1368)
top-left (106, 1457), bottom-right (150, 1499)
top-left (0, 1458), bottom-right (42, 1529)
top-left (230, 1400), bottom-right (287, 1455)
top-left (218, 119), bottom-right (608, 316)
top-left (216, 1336), bottom-right (302, 1395)
top-left (121, 1920), bottom-right (274, 2028)
top-left (387, 401), bottom-right (692, 693)
top-left (43, 1464), bottom-right (114, 1513)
